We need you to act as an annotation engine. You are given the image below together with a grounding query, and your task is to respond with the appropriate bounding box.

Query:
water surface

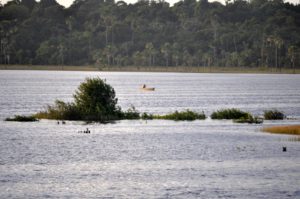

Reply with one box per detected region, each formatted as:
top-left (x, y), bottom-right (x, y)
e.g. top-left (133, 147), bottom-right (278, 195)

top-left (0, 71), bottom-right (299, 198)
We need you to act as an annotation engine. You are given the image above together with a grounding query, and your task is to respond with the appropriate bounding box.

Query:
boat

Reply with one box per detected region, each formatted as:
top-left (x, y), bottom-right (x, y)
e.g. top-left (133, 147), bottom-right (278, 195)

top-left (141, 87), bottom-right (155, 91)
top-left (140, 84), bottom-right (155, 91)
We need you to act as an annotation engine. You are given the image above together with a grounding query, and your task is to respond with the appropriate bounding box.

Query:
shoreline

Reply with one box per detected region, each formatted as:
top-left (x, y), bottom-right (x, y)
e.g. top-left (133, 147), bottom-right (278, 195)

top-left (0, 64), bottom-right (299, 74)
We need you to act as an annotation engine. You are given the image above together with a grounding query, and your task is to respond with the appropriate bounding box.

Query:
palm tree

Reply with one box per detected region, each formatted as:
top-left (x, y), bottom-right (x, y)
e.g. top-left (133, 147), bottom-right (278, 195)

top-left (288, 45), bottom-right (298, 74)
top-left (267, 35), bottom-right (283, 71)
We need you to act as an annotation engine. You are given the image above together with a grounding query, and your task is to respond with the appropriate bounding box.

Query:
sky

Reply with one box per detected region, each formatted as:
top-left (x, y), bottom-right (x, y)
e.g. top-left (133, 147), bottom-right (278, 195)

top-left (1, 0), bottom-right (299, 8)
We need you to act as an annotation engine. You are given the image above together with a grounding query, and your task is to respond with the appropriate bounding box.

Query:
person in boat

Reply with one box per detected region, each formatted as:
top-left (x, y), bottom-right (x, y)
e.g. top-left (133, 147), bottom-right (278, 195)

top-left (142, 84), bottom-right (146, 88)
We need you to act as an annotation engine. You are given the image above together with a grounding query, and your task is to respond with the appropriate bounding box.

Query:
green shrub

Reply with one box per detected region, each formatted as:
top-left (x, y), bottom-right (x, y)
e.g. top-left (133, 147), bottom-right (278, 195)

top-left (35, 100), bottom-right (82, 120)
top-left (264, 109), bottom-right (285, 120)
top-left (234, 115), bottom-right (263, 124)
top-left (74, 77), bottom-right (121, 121)
top-left (154, 110), bottom-right (206, 121)
top-left (122, 106), bottom-right (140, 119)
top-left (5, 115), bottom-right (38, 122)
top-left (211, 108), bottom-right (250, 120)
top-left (34, 77), bottom-right (122, 122)
top-left (141, 112), bottom-right (154, 120)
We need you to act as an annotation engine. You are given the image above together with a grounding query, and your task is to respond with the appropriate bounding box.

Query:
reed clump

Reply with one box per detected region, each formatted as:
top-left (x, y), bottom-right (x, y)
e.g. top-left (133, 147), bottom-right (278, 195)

top-left (153, 110), bottom-right (206, 121)
top-left (262, 125), bottom-right (300, 135)
top-left (211, 108), bottom-right (250, 120)
top-left (5, 115), bottom-right (38, 122)
top-left (211, 108), bottom-right (263, 124)
top-left (234, 115), bottom-right (263, 124)
top-left (121, 106), bottom-right (140, 120)
top-left (264, 109), bottom-right (285, 120)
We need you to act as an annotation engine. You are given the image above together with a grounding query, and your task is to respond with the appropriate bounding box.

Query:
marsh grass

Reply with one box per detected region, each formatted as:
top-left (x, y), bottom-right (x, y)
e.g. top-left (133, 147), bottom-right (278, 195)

top-left (153, 110), bottom-right (206, 121)
top-left (211, 108), bottom-right (250, 120)
top-left (264, 109), bottom-right (285, 120)
top-left (262, 125), bottom-right (300, 135)
top-left (35, 100), bottom-right (82, 120)
top-left (5, 115), bottom-right (38, 122)
top-left (121, 106), bottom-right (140, 120)
top-left (234, 115), bottom-right (263, 124)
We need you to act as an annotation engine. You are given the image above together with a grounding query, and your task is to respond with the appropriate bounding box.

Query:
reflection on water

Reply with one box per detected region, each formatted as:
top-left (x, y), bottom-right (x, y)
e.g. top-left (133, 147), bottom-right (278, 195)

top-left (0, 71), bottom-right (300, 198)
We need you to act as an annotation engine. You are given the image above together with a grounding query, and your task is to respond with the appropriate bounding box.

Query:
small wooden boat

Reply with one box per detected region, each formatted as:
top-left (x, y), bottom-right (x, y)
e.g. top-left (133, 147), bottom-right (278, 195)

top-left (140, 87), bottom-right (155, 91)
top-left (140, 84), bottom-right (155, 91)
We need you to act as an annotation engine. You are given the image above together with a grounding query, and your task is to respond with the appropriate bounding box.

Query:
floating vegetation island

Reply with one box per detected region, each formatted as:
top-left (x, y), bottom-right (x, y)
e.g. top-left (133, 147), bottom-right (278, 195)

top-left (4, 77), bottom-right (288, 125)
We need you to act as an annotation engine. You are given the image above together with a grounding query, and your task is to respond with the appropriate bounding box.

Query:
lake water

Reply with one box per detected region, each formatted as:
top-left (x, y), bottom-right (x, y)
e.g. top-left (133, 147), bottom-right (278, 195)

top-left (0, 70), bottom-right (300, 198)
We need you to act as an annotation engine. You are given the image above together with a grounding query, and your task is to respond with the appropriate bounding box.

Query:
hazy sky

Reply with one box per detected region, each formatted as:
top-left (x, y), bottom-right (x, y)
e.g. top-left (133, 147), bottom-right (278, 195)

top-left (1, 0), bottom-right (299, 8)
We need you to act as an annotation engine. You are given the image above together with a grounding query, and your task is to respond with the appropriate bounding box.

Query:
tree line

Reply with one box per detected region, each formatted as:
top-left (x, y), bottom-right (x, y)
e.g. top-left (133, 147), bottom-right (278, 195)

top-left (1, 0), bottom-right (300, 70)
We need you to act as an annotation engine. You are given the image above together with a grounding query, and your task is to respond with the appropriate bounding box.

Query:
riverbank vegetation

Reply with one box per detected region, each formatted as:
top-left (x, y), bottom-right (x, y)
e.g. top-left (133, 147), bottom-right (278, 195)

top-left (1, 0), bottom-right (300, 71)
top-left (262, 125), bottom-right (300, 135)
top-left (1, 65), bottom-right (299, 74)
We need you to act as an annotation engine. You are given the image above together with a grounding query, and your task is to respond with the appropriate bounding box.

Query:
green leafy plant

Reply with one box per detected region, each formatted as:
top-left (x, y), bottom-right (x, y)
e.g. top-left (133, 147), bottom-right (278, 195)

top-left (154, 110), bottom-right (206, 121)
top-left (5, 115), bottom-right (38, 122)
top-left (211, 108), bottom-right (250, 120)
top-left (264, 110), bottom-right (285, 120)
top-left (35, 77), bottom-right (122, 122)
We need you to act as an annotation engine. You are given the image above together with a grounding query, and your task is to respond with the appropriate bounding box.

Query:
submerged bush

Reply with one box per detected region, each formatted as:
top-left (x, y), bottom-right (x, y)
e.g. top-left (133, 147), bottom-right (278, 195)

top-left (35, 100), bottom-right (82, 120)
top-left (154, 110), bottom-right (206, 121)
top-left (264, 109), bottom-right (285, 120)
top-left (35, 77), bottom-right (122, 122)
top-left (121, 106), bottom-right (140, 120)
top-left (5, 115), bottom-right (38, 122)
top-left (211, 108), bottom-right (250, 120)
top-left (74, 77), bottom-right (122, 121)
top-left (141, 112), bottom-right (154, 120)
top-left (234, 115), bottom-right (263, 124)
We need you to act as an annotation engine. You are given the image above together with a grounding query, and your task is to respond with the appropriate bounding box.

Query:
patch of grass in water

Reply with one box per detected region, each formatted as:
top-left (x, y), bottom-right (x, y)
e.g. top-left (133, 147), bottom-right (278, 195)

top-left (234, 115), bottom-right (263, 124)
top-left (211, 108), bottom-right (250, 120)
top-left (153, 110), bottom-right (206, 121)
top-left (264, 109), bottom-right (285, 120)
top-left (5, 115), bottom-right (38, 122)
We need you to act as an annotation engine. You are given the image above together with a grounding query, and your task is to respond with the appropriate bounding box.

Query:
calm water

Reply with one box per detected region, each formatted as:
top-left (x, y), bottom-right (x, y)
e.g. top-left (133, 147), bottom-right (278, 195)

top-left (0, 70), bottom-right (300, 198)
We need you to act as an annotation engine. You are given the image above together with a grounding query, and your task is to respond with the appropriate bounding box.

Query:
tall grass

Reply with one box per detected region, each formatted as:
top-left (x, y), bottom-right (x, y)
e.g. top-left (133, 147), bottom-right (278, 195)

top-left (5, 115), bottom-right (38, 122)
top-left (262, 125), bottom-right (300, 135)
top-left (211, 108), bottom-right (250, 120)
top-left (153, 110), bottom-right (206, 121)
top-left (234, 115), bottom-right (263, 124)
top-left (35, 100), bottom-right (82, 120)
top-left (121, 106), bottom-right (140, 120)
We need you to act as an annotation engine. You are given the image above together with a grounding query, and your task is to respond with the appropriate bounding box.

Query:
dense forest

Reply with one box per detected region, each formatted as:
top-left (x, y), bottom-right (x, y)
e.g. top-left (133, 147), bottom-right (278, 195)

top-left (0, 0), bottom-right (300, 69)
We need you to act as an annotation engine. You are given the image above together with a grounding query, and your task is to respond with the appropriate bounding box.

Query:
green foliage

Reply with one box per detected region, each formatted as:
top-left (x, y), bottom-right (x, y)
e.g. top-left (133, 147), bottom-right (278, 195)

top-left (141, 112), bottom-right (154, 120)
top-left (121, 106), bottom-right (140, 120)
top-left (5, 115), bottom-right (38, 122)
top-left (154, 110), bottom-right (206, 121)
top-left (1, 0), bottom-right (300, 69)
top-left (35, 77), bottom-right (121, 122)
top-left (264, 109), bottom-right (285, 120)
top-left (73, 77), bottom-right (121, 121)
top-left (234, 115), bottom-right (263, 124)
top-left (211, 108), bottom-right (250, 120)
top-left (35, 100), bottom-right (81, 120)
